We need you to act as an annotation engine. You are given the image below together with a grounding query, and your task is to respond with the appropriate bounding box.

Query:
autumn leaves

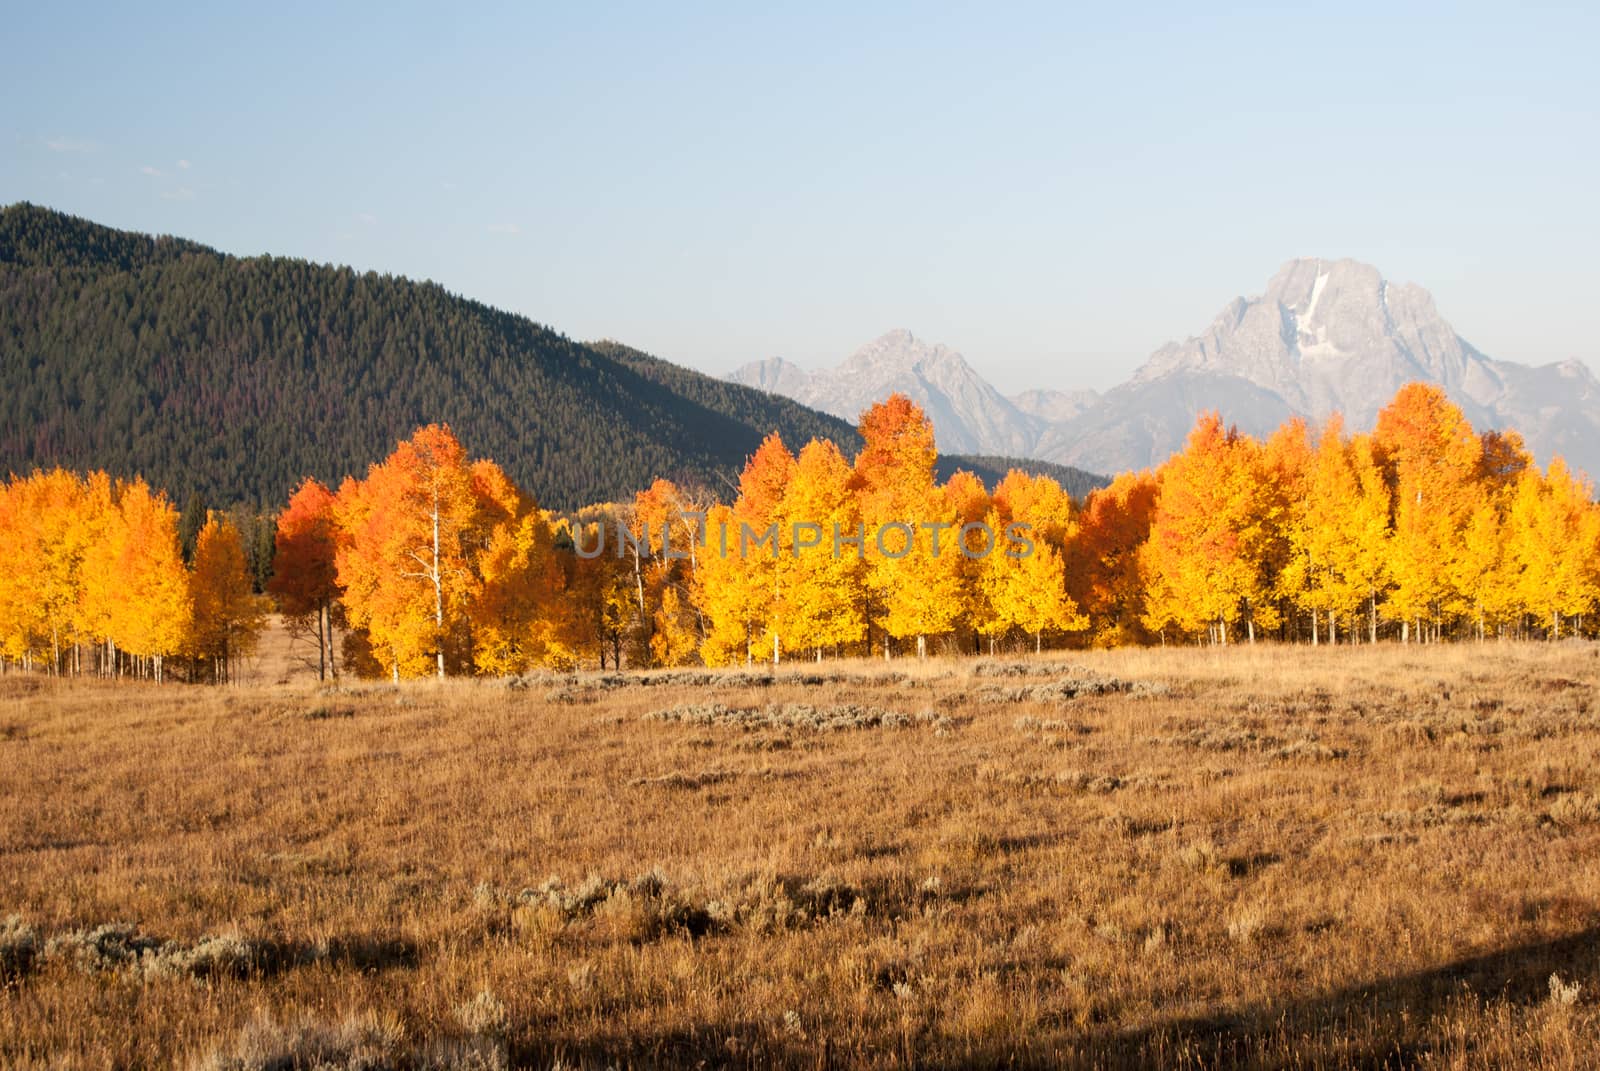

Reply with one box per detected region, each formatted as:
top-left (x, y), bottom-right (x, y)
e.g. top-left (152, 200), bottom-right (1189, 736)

top-left (0, 471), bottom-right (264, 680)
top-left (312, 425), bottom-right (570, 679)
top-left (690, 397), bottom-right (1086, 664)
top-left (3, 382), bottom-right (1597, 682)
top-left (1136, 383), bottom-right (1600, 645)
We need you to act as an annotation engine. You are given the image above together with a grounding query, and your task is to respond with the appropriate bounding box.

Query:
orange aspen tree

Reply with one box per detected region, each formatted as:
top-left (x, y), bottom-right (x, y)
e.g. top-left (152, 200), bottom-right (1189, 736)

top-left (942, 469), bottom-right (993, 650)
top-left (628, 478), bottom-right (703, 667)
top-left (723, 433), bottom-right (794, 664)
top-left (188, 513), bottom-right (269, 682)
top-left (647, 482), bottom-right (710, 668)
top-left (853, 395), bottom-right (962, 658)
top-left (1140, 414), bottom-right (1275, 643)
top-left (569, 514), bottom-right (637, 669)
top-left (268, 477), bottom-right (342, 679)
top-left (1065, 471), bottom-right (1159, 646)
top-left (334, 424), bottom-right (495, 680)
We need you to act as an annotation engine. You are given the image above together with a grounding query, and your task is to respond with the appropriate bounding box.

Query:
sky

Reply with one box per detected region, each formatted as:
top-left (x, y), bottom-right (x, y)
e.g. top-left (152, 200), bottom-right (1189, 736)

top-left (4, 2), bottom-right (1597, 394)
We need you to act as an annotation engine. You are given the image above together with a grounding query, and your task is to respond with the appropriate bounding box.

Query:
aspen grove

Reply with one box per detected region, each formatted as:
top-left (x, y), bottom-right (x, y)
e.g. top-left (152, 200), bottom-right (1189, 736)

top-left (2, 383), bottom-right (1597, 680)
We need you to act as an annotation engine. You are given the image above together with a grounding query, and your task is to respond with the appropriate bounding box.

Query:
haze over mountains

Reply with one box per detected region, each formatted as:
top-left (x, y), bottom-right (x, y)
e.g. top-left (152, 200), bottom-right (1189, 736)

top-left (731, 260), bottom-right (1600, 480)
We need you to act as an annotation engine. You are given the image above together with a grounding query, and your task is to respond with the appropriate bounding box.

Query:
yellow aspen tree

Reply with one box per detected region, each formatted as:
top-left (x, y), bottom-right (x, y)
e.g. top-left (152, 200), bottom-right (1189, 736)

top-left (1507, 459), bottom-right (1600, 638)
top-left (1140, 414), bottom-right (1273, 643)
top-left (1450, 431), bottom-right (1528, 640)
top-left (80, 477), bottom-right (189, 680)
top-left (648, 585), bottom-right (699, 667)
top-left (942, 469), bottom-right (993, 650)
top-left (187, 513), bottom-right (269, 682)
top-left (72, 472), bottom-right (120, 675)
top-left (692, 503), bottom-right (757, 666)
top-left (778, 439), bottom-right (866, 659)
top-left (1336, 434), bottom-right (1394, 643)
top-left (1299, 421), bottom-right (1362, 643)
top-left (569, 514), bottom-right (638, 669)
top-left (473, 508), bottom-right (574, 674)
top-left (853, 395), bottom-right (962, 658)
top-left (0, 470), bottom-right (101, 671)
top-left (977, 471), bottom-right (1085, 653)
top-left (467, 457), bottom-right (579, 673)
top-left (1260, 419), bottom-right (1311, 638)
top-left (0, 477), bottom-right (39, 667)
top-left (1374, 383), bottom-right (1484, 642)
top-left (1453, 500), bottom-right (1511, 640)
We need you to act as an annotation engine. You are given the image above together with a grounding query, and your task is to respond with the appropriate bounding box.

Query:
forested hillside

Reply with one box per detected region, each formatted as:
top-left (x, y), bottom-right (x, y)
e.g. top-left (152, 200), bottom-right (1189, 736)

top-left (0, 205), bottom-right (883, 509)
top-left (0, 205), bottom-right (1105, 511)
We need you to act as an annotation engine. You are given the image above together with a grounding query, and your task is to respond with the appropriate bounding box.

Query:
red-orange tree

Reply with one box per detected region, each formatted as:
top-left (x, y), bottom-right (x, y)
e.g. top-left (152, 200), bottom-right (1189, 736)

top-left (335, 425), bottom-right (514, 679)
top-left (268, 477), bottom-right (341, 679)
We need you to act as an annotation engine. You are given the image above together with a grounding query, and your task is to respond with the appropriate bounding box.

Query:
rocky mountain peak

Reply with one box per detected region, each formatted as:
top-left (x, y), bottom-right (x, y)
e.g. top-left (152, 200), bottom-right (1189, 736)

top-left (728, 330), bottom-right (1039, 455)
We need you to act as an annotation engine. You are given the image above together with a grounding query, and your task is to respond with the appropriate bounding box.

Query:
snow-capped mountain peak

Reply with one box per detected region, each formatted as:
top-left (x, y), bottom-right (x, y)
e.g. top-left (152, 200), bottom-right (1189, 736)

top-left (1044, 259), bottom-right (1600, 477)
top-left (726, 263), bottom-right (1600, 482)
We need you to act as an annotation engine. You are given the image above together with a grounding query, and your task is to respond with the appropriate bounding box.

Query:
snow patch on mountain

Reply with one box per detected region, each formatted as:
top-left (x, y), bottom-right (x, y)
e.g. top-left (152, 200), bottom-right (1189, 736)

top-left (1042, 258), bottom-right (1600, 478)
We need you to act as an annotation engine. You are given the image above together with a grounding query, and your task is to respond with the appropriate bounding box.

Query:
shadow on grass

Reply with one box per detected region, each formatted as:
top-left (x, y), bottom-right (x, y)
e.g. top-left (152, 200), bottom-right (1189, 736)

top-left (1096, 923), bottom-right (1600, 1070)
top-left (505, 925), bottom-right (1600, 1070)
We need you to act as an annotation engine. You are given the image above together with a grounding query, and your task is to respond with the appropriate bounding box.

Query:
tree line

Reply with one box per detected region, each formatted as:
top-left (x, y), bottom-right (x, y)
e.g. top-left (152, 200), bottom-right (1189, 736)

top-left (0, 471), bottom-right (266, 681)
top-left (2, 383), bottom-right (1596, 680)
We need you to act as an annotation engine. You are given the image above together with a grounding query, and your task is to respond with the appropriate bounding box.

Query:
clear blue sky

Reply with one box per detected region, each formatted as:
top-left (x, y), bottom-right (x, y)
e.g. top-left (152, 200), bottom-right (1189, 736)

top-left (4, 2), bottom-right (1596, 393)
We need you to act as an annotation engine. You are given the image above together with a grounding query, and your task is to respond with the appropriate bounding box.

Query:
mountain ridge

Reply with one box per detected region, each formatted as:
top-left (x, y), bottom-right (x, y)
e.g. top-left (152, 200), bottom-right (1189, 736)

top-left (0, 204), bottom-right (1106, 510)
top-left (729, 329), bottom-right (1044, 456)
top-left (732, 259), bottom-right (1599, 480)
top-left (1047, 256), bottom-right (1600, 475)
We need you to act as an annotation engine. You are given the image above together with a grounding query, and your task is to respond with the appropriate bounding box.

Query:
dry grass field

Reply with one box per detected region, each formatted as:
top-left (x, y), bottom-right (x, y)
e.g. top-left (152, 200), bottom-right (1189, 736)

top-left (3, 640), bottom-right (1600, 1069)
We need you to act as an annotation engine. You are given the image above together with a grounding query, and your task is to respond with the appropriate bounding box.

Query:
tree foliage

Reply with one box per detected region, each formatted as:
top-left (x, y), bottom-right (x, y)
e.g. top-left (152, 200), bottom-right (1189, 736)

top-left (7, 383), bottom-right (1600, 679)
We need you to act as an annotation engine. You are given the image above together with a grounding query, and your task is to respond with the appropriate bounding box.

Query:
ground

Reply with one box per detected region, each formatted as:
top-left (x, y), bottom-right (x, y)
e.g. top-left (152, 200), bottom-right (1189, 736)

top-left (2, 639), bottom-right (1599, 1069)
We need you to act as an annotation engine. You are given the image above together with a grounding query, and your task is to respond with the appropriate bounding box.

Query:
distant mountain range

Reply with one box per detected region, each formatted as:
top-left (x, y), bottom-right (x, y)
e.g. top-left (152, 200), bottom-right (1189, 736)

top-left (731, 261), bottom-right (1600, 479)
top-left (730, 331), bottom-right (1046, 456)
top-left (0, 204), bottom-right (1104, 509)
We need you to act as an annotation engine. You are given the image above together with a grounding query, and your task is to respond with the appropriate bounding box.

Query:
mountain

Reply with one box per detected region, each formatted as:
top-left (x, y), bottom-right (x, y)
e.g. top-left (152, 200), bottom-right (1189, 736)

top-left (729, 330), bottom-right (1043, 456)
top-left (0, 203), bottom-right (859, 510)
top-left (1039, 258), bottom-right (1600, 477)
top-left (0, 204), bottom-right (1105, 510)
top-left (1009, 387), bottom-right (1101, 425)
